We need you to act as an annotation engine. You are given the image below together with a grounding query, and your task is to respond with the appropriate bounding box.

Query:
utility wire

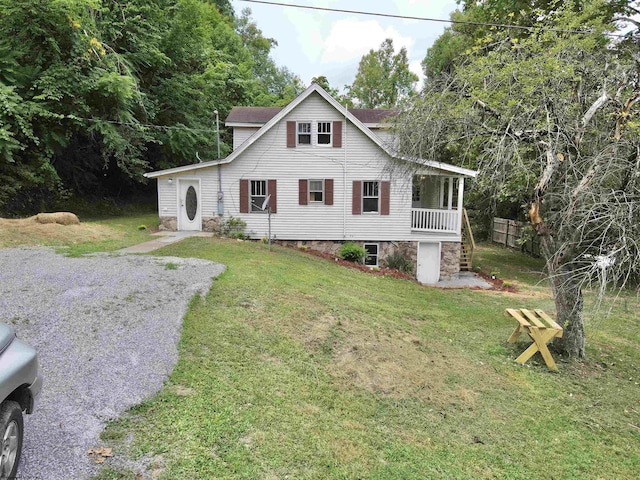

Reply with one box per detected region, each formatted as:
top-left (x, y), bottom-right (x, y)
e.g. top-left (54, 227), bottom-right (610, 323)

top-left (70, 116), bottom-right (216, 133)
top-left (239, 0), bottom-right (632, 38)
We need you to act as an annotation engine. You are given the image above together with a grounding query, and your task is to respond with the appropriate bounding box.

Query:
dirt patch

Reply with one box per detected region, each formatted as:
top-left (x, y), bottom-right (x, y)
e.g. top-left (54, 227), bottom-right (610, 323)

top-left (296, 314), bottom-right (497, 406)
top-left (0, 217), bottom-right (119, 247)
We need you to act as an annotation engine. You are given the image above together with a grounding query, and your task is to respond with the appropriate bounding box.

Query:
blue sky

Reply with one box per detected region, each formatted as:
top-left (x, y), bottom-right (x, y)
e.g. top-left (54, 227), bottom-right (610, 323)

top-left (231, 0), bottom-right (458, 90)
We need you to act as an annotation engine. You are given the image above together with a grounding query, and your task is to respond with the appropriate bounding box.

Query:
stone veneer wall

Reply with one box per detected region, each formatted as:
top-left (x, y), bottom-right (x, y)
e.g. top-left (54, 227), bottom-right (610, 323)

top-left (440, 241), bottom-right (461, 280)
top-left (159, 216), bottom-right (177, 231)
top-left (158, 216), bottom-right (221, 233)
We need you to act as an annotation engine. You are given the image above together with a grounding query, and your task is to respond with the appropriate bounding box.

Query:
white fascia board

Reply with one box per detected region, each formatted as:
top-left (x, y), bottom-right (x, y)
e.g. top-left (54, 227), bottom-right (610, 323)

top-left (397, 156), bottom-right (478, 178)
top-left (225, 122), bottom-right (264, 128)
top-left (143, 158), bottom-right (232, 178)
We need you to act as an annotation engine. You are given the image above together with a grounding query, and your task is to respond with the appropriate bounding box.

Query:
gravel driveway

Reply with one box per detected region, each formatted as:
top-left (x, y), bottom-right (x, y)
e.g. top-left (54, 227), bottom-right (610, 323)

top-left (0, 247), bottom-right (225, 480)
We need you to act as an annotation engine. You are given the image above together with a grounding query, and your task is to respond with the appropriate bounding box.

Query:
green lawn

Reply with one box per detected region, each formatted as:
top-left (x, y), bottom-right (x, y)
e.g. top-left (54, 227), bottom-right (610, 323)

top-left (80, 231), bottom-right (639, 480)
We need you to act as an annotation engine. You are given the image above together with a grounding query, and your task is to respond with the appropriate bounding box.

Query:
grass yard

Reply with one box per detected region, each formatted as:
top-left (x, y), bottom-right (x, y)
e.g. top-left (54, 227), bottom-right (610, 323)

top-left (87, 232), bottom-right (638, 479)
top-left (2, 215), bottom-right (638, 479)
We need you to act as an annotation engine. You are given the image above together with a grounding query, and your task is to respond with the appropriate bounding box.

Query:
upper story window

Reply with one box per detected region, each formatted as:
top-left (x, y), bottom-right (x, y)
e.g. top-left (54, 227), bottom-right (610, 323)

top-left (317, 122), bottom-right (332, 145)
top-left (251, 180), bottom-right (267, 212)
top-left (287, 121), bottom-right (341, 148)
top-left (298, 122), bottom-right (311, 145)
top-left (362, 181), bottom-right (379, 213)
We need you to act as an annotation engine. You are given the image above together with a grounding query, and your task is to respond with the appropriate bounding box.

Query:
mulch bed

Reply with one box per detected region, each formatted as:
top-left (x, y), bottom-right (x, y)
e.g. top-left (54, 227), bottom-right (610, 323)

top-left (296, 247), bottom-right (415, 280)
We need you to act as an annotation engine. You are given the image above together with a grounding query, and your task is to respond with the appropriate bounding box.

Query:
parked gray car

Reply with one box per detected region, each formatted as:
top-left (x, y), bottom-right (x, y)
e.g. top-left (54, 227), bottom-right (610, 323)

top-left (0, 323), bottom-right (42, 479)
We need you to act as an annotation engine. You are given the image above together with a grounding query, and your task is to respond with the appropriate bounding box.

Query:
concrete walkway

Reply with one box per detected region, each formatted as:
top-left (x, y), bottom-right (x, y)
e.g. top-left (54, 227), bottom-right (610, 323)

top-left (435, 271), bottom-right (492, 289)
top-left (116, 231), bottom-right (213, 254)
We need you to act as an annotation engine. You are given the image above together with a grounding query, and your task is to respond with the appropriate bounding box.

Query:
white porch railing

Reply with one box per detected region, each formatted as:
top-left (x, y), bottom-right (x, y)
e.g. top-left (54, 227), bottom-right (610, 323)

top-left (411, 208), bottom-right (460, 233)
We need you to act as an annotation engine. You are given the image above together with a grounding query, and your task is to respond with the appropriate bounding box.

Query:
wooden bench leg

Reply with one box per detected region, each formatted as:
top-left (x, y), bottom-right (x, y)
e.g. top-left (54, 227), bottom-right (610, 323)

top-left (507, 325), bottom-right (521, 344)
top-left (515, 328), bottom-right (559, 370)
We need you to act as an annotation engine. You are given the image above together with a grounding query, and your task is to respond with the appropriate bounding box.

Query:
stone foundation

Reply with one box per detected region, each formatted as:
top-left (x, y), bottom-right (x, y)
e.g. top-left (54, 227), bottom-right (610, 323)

top-left (440, 241), bottom-right (461, 280)
top-left (276, 240), bottom-right (418, 274)
top-left (159, 216), bottom-right (177, 231)
top-left (158, 216), bottom-right (221, 233)
top-left (202, 216), bottom-right (221, 233)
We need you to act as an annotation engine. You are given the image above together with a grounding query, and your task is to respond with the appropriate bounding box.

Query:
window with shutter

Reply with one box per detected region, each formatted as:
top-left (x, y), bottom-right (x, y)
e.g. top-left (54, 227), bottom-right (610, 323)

top-left (317, 122), bottom-right (331, 145)
top-left (297, 122), bottom-right (311, 145)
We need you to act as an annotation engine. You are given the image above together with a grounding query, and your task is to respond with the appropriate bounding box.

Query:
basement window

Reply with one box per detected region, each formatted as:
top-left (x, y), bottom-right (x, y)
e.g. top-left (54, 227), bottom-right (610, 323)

top-left (364, 243), bottom-right (379, 267)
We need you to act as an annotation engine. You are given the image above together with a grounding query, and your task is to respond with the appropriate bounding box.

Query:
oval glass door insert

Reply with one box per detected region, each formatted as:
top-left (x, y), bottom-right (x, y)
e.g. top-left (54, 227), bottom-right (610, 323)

top-left (185, 186), bottom-right (197, 221)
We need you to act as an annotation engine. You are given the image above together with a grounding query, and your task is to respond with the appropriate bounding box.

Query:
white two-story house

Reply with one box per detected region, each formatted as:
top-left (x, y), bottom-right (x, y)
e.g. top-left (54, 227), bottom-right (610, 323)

top-left (144, 84), bottom-right (477, 284)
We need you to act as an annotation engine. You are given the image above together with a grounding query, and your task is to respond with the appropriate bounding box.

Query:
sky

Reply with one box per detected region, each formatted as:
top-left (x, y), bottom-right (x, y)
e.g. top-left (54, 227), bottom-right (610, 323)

top-left (230, 0), bottom-right (459, 91)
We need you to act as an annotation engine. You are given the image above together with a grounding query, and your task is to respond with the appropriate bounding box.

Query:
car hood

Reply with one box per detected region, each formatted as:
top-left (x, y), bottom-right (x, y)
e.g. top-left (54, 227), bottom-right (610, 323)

top-left (0, 323), bottom-right (16, 355)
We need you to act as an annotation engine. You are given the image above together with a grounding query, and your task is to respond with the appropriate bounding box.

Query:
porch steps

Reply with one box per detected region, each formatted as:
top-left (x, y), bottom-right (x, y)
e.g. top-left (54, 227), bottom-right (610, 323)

top-left (460, 209), bottom-right (475, 271)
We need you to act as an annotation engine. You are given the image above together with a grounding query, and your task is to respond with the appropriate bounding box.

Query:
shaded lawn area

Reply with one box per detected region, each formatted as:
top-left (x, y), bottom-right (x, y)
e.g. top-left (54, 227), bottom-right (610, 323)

top-left (92, 237), bottom-right (639, 480)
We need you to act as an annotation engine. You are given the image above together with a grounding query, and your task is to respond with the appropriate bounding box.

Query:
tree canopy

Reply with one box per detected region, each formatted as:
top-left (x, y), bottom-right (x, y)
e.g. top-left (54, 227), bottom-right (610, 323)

top-left (0, 0), bottom-right (302, 214)
top-left (393, 0), bottom-right (639, 358)
top-left (347, 38), bottom-right (418, 109)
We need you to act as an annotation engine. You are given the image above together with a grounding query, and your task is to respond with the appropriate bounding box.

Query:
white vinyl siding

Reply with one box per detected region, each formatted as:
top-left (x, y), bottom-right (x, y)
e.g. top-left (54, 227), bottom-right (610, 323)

top-left (233, 127), bottom-right (259, 150)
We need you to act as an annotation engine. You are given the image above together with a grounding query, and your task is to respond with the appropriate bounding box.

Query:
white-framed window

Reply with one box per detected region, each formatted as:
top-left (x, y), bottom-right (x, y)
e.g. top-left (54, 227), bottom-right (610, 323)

top-left (362, 181), bottom-right (379, 213)
top-left (250, 180), bottom-right (267, 212)
top-left (297, 122), bottom-right (311, 145)
top-left (309, 179), bottom-right (324, 203)
top-left (317, 122), bottom-right (332, 145)
top-left (364, 243), bottom-right (379, 267)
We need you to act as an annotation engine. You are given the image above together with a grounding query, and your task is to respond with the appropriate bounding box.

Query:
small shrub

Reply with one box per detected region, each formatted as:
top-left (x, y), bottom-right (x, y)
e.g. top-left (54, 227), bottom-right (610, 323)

top-left (137, 224), bottom-right (147, 231)
top-left (339, 242), bottom-right (366, 263)
top-left (165, 262), bottom-right (178, 270)
top-left (260, 236), bottom-right (269, 244)
top-left (298, 245), bottom-right (308, 251)
top-left (502, 281), bottom-right (513, 288)
top-left (385, 251), bottom-right (414, 274)
top-left (372, 266), bottom-right (380, 272)
top-left (220, 216), bottom-right (247, 238)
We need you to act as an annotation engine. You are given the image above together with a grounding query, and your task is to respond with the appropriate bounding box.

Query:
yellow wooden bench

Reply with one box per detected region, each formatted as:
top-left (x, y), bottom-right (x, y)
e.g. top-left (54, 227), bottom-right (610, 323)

top-left (505, 308), bottom-right (563, 370)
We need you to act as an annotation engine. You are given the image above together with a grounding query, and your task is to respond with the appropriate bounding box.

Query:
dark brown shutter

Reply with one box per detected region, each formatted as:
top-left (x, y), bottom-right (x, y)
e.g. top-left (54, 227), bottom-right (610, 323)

top-left (240, 179), bottom-right (249, 213)
top-left (381, 181), bottom-right (390, 215)
top-left (287, 121), bottom-right (296, 148)
top-left (325, 179), bottom-right (334, 205)
top-left (333, 121), bottom-right (342, 148)
top-left (268, 179), bottom-right (277, 213)
top-left (352, 180), bottom-right (362, 215)
top-left (299, 179), bottom-right (308, 205)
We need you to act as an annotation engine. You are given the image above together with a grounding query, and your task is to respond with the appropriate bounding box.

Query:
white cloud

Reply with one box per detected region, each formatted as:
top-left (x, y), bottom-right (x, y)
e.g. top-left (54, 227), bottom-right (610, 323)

top-left (320, 20), bottom-right (415, 64)
top-left (409, 59), bottom-right (425, 87)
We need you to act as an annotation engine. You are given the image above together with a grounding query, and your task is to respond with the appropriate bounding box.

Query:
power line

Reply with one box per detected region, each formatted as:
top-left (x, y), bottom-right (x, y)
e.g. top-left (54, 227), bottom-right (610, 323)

top-left (239, 0), bottom-right (631, 38)
top-left (71, 116), bottom-right (216, 133)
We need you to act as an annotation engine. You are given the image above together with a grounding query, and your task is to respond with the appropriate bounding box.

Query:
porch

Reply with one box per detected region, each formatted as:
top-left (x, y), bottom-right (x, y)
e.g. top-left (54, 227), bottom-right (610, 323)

top-left (410, 174), bottom-right (464, 234)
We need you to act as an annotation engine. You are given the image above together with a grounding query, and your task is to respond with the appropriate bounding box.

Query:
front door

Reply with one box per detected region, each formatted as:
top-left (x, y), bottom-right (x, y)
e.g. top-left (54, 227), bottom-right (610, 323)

top-left (178, 179), bottom-right (201, 231)
top-left (417, 242), bottom-right (440, 284)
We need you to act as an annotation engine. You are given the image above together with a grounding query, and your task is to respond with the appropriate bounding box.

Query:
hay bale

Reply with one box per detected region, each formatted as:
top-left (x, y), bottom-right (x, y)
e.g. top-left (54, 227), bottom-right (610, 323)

top-left (34, 212), bottom-right (80, 226)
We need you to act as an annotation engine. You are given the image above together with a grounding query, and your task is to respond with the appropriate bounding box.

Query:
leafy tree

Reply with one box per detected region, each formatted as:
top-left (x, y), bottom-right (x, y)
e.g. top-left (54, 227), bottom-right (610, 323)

top-left (347, 38), bottom-right (418, 108)
top-left (392, 0), bottom-right (639, 358)
top-left (0, 0), bottom-right (303, 213)
top-left (422, 0), bottom-right (634, 79)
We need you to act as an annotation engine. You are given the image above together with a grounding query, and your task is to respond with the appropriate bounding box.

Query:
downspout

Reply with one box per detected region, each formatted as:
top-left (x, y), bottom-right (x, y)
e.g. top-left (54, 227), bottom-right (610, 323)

top-left (343, 103), bottom-right (348, 240)
top-left (215, 110), bottom-right (224, 215)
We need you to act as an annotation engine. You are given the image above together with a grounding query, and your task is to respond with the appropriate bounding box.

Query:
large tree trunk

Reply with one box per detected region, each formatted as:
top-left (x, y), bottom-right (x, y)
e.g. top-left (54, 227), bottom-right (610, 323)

top-left (550, 272), bottom-right (586, 359)
top-left (540, 236), bottom-right (586, 359)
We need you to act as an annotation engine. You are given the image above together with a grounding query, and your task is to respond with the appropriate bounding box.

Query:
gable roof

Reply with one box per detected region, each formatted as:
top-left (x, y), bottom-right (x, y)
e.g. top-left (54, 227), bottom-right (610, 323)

top-left (225, 104), bottom-right (397, 127)
top-left (144, 84), bottom-right (477, 179)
